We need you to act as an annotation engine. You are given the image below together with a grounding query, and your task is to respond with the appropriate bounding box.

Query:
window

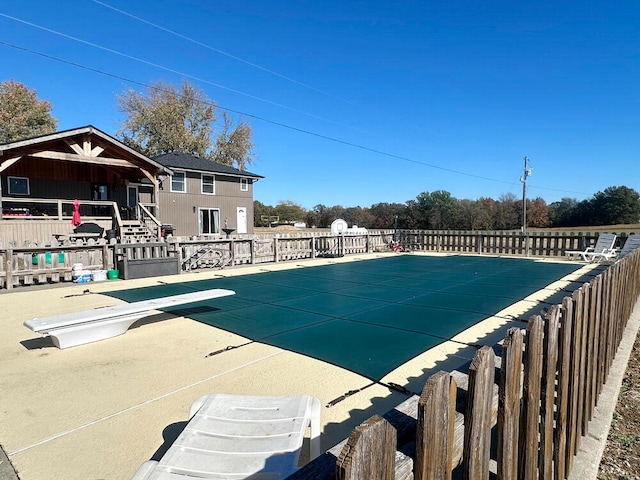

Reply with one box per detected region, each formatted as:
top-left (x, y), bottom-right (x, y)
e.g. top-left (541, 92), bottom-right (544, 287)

top-left (8, 176), bottom-right (30, 195)
top-left (171, 171), bottom-right (186, 192)
top-left (201, 174), bottom-right (215, 194)
top-left (240, 178), bottom-right (249, 191)
top-left (92, 184), bottom-right (109, 200)
top-left (199, 208), bottom-right (220, 234)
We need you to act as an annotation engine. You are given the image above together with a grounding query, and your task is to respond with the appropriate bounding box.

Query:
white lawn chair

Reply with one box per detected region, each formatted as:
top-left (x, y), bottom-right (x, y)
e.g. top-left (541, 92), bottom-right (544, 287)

top-left (566, 233), bottom-right (617, 262)
top-left (588, 234), bottom-right (640, 263)
top-left (132, 394), bottom-right (321, 480)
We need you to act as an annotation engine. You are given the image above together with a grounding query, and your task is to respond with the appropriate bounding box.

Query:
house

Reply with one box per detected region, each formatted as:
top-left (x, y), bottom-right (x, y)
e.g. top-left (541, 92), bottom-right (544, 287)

top-left (153, 152), bottom-right (263, 237)
top-left (0, 126), bottom-right (262, 245)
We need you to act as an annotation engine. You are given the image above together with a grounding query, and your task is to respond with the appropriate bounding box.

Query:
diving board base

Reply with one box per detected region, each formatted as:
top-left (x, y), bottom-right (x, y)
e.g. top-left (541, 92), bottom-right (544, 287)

top-left (24, 289), bottom-right (236, 349)
top-left (46, 312), bottom-right (149, 349)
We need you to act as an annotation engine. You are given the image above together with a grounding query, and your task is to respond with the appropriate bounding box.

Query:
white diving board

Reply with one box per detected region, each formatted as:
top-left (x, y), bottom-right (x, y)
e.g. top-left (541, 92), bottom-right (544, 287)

top-left (24, 289), bottom-right (236, 349)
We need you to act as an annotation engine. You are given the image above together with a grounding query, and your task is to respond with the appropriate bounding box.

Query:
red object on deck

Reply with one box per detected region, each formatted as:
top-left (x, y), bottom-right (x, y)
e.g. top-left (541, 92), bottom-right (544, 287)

top-left (72, 199), bottom-right (82, 226)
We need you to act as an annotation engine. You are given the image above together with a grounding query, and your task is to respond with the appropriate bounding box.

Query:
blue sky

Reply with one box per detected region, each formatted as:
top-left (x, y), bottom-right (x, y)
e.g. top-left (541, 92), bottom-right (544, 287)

top-left (1, 1), bottom-right (639, 209)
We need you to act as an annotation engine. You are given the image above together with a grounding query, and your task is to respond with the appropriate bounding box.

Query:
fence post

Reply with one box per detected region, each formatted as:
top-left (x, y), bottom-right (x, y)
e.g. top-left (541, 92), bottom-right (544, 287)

top-left (497, 327), bottom-right (524, 480)
top-left (5, 248), bottom-right (13, 290)
top-left (416, 371), bottom-right (456, 480)
top-left (519, 315), bottom-right (543, 480)
top-left (463, 346), bottom-right (495, 480)
top-left (273, 237), bottom-right (279, 263)
top-left (336, 415), bottom-right (396, 480)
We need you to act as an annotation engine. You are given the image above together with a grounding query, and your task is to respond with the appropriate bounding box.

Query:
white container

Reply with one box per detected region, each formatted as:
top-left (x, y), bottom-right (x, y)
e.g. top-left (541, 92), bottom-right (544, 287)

top-left (72, 263), bottom-right (84, 272)
top-left (72, 270), bottom-right (92, 283)
top-left (92, 270), bottom-right (107, 282)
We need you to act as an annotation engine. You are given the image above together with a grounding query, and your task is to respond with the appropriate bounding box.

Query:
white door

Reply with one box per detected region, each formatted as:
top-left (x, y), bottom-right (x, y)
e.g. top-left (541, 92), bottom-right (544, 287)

top-left (236, 207), bottom-right (247, 234)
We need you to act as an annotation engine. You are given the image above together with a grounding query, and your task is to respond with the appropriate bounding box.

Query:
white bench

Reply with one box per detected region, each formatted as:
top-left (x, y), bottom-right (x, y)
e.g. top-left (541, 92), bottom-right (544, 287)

top-left (131, 394), bottom-right (321, 480)
top-left (24, 289), bottom-right (235, 349)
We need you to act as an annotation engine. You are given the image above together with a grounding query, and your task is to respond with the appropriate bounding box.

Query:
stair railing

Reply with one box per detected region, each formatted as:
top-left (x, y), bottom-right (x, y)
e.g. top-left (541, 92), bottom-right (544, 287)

top-left (136, 203), bottom-right (162, 239)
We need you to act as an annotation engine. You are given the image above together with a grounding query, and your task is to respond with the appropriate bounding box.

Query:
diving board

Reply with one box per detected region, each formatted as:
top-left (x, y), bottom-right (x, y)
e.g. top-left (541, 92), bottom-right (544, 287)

top-left (24, 289), bottom-right (236, 349)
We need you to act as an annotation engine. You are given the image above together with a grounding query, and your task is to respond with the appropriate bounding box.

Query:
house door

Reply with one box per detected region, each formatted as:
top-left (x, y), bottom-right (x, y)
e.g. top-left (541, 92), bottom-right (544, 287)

top-left (127, 186), bottom-right (138, 208)
top-left (126, 186), bottom-right (138, 220)
top-left (237, 207), bottom-right (247, 234)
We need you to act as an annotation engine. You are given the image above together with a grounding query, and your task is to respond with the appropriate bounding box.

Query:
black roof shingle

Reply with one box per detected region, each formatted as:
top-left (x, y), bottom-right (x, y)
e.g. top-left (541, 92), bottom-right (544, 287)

top-left (153, 152), bottom-right (262, 179)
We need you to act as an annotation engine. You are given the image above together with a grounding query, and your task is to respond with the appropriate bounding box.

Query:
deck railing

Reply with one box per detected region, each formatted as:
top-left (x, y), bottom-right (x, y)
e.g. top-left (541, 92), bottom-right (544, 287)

top-left (287, 249), bottom-right (640, 479)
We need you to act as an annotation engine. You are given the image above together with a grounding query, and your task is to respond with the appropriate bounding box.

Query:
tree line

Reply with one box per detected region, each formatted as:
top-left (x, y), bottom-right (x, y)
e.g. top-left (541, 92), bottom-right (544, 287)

top-left (3, 80), bottom-right (639, 231)
top-left (255, 186), bottom-right (640, 230)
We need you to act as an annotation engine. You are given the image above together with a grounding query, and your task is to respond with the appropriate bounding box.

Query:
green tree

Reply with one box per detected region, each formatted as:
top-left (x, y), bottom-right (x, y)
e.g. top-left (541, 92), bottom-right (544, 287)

top-left (117, 80), bottom-right (254, 169)
top-left (494, 193), bottom-right (520, 230)
top-left (343, 206), bottom-right (374, 227)
top-left (415, 191), bottom-right (459, 229)
top-left (254, 200), bottom-right (275, 227)
top-left (457, 199), bottom-right (492, 230)
top-left (0, 80), bottom-right (57, 143)
top-left (273, 201), bottom-right (306, 223)
top-left (548, 198), bottom-right (578, 227)
top-left (369, 202), bottom-right (406, 229)
top-left (591, 186), bottom-right (640, 225)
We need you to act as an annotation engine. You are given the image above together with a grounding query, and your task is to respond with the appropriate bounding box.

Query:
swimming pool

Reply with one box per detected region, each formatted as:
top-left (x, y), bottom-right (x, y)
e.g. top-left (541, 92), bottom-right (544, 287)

top-left (105, 255), bottom-right (581, 380)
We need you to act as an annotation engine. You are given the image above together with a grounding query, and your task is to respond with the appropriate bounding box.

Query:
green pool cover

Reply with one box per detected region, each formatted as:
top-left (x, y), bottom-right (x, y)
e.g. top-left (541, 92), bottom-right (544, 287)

top-left (104, 255), bottom-right (582, 380)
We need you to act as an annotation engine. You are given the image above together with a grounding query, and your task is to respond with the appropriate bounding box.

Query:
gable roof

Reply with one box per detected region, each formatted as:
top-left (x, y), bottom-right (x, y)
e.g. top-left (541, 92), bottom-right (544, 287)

top-left (0, 125), bottom-right (172, 177)
top-left (153, 152), bottom-right (263, 179)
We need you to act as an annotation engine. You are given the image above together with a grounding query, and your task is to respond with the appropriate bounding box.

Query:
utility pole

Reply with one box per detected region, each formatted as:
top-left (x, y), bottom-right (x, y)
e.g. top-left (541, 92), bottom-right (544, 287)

top-left (520, 156), bottom-right (532, 256)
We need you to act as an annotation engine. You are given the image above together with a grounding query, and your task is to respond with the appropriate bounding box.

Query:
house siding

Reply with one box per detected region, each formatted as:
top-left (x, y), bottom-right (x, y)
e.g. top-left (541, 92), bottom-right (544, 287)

top-left (158, 172), bottom-right (255, 236)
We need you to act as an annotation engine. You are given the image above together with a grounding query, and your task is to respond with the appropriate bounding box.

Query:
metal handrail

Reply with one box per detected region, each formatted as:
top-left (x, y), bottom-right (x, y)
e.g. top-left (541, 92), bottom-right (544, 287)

top-left (136, 203), bottom-right (162, 238)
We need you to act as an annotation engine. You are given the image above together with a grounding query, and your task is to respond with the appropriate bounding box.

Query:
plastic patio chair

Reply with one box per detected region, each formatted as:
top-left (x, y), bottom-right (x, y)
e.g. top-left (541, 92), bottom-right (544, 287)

top-left (566, 233), bottom-right (617, 262)
top-left (590, 234), bottom-right (640, 263)
top-left (131, 394), bottom-right (321, 480)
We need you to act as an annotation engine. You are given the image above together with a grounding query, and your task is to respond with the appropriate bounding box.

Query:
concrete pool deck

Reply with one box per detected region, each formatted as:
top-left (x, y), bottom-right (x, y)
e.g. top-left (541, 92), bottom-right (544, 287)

top-left (0, 252), bottom-right (601, 480)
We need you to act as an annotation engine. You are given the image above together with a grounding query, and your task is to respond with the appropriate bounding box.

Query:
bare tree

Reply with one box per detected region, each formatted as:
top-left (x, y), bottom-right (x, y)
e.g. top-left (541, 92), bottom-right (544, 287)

top-left (214, 111), bottom-right (254, 170)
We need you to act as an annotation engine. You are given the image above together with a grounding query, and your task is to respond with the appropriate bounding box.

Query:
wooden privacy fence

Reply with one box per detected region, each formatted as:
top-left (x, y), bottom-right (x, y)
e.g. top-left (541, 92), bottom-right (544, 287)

top-left (0, 242), bottom-right (112, 289)
top-left (398, 230), bottom-right (635, 257)
top-left (289, 250), bottom-right (640, 479)
top-left (0, 230), bottom-right (635, 289)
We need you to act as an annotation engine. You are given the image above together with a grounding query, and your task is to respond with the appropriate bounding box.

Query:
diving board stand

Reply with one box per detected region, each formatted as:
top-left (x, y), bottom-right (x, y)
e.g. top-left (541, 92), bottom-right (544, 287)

top-left (24, 289), bottom-right (235, 349)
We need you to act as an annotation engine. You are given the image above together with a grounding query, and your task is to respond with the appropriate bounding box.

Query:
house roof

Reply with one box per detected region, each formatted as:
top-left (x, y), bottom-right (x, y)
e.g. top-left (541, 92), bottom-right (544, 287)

top-left (153, 152), bottom-right (263, 179)
top-left (0, 125), bottom-right (173, 177)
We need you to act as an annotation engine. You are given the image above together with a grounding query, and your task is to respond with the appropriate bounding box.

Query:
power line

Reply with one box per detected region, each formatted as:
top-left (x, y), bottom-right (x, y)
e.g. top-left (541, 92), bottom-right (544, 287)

top-left (0, 12), bottom-right (356, 130)
top-left (0, 40), bottom-right (591, 197)
top-left (91, 0), bottom-right (356, 105)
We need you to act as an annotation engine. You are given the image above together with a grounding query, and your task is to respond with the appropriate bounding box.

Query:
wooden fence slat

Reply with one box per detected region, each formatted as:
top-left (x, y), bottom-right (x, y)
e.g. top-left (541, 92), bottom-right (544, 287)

top-left (497, 327), bottom-right (524, 480)
top-left (519, 315), bottom-right (544, 480)
top-left (463, 346), bottom-right (495, 480)
top-left (578, 283), bottom-right (591, 437)
top-left (336, 415), bottom-right (397, 480)
top-left (554, 297), bottom-right (574, 480)
top-left (567, 288), bottom-right (584, 466)
top-left (591, 277), bottom-right (603, 409)
top-left (540, 306), bottom-right (560, 480)
top-left (416, 371), bottom-right (456, 480)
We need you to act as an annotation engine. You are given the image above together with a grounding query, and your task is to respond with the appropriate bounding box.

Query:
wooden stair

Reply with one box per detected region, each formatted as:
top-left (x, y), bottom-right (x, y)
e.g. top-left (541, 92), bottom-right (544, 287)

top-left (119, 220), bottom-right (158, 241)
